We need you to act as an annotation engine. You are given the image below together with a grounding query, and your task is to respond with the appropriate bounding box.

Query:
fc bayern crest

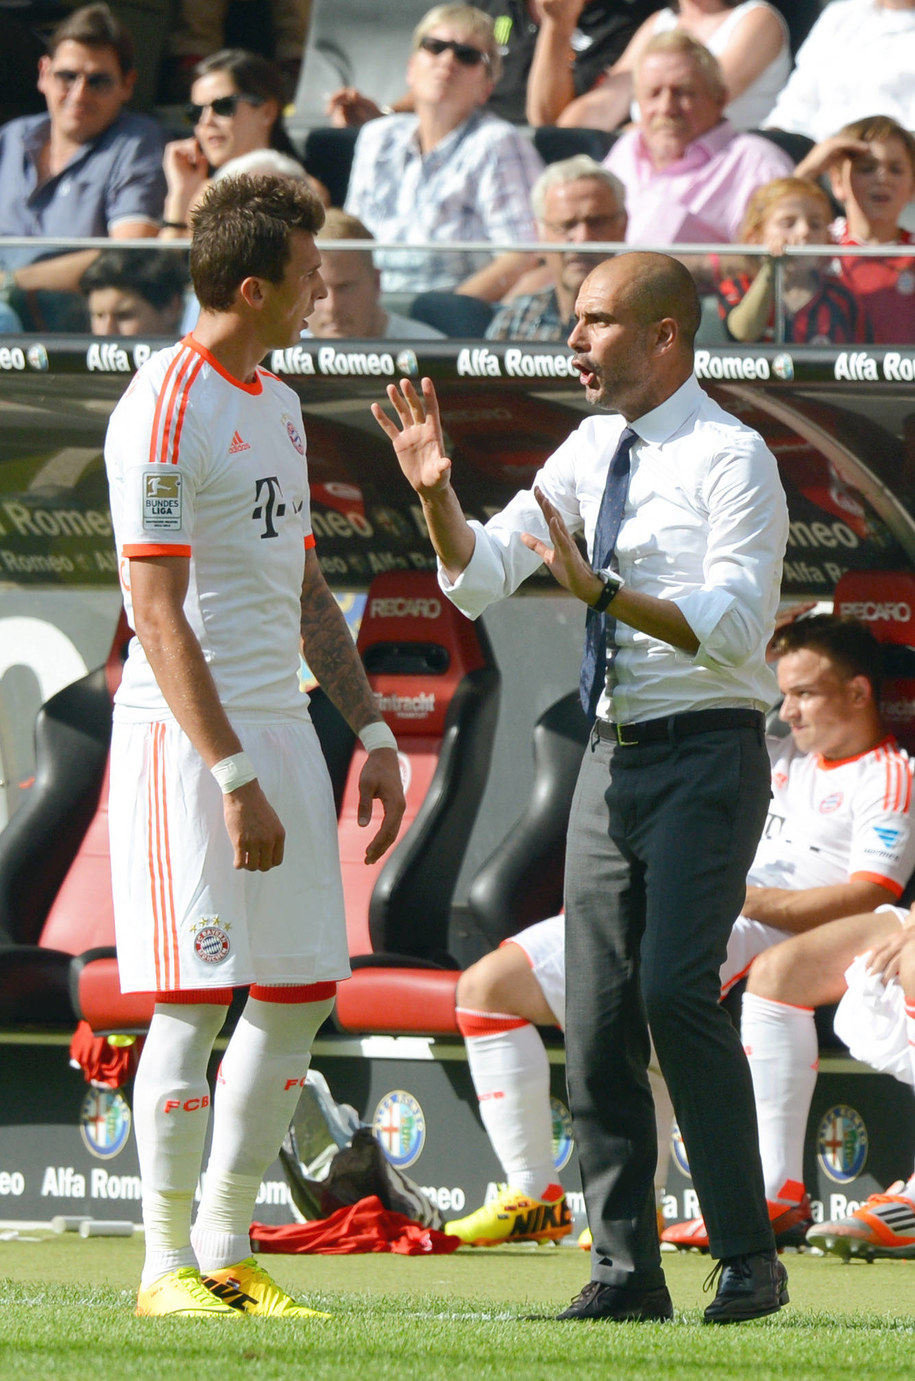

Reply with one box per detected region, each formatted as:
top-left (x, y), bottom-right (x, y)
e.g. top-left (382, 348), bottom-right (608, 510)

top-left (817, 1104), bottom-right (869, 1183)
top-left (194, 923), bottom-right (231, 964)
top-left (550, 1096), bottom-right (574, 1171)
top-left (372, 1090), bottom-right (426, 1168)
top-left (80, 1087), bottom-right (132, 1160)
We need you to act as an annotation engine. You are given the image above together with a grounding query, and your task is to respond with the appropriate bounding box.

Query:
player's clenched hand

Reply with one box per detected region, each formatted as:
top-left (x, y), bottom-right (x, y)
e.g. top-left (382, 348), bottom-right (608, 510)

top-left (356, 746), bottom-right (406, 864)
top-left (223, 779), bottom-right (286, 871)
top-left (520, 486), bottom-right (597, 603)
top-left (372, 378), bottom-right (453, 498)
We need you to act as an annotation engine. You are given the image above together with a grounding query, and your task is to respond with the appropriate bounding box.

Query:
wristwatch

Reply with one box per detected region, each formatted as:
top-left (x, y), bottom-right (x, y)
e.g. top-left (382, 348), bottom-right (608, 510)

top-left (589, 567), bottom-right (624, 612)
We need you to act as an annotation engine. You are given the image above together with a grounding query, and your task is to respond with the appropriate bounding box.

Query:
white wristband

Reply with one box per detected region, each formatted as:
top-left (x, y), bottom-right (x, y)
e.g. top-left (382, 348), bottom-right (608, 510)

top-left (358, 721), bottom-right (398, 753)
top-left (211, 751), bottom-right (257, 794)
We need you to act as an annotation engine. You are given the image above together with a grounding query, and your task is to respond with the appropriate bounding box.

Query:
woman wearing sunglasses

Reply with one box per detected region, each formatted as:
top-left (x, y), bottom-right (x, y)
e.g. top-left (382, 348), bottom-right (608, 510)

top-left (345, 4), bottom-right (543, 301)
top-left (160, 49), bottom-right (301, 239)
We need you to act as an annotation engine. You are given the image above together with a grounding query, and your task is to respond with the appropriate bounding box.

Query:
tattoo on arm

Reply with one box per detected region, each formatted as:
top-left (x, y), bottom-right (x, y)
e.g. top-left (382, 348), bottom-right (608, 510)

top-left (300, 560), bottom-right (378, 731)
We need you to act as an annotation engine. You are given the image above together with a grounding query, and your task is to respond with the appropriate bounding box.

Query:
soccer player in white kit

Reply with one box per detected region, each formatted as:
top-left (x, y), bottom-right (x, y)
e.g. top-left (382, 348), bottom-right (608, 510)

top-left (443, 615), bottom-right (915, 1248)
top-left (104, 173), bottom-right (405, 1317)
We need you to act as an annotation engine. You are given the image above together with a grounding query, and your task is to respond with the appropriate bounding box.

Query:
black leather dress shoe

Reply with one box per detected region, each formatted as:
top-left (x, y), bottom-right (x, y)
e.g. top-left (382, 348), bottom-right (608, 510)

top-left (703, 1249), bottom-right (789, 1324)
top-left (556, 1280), bottom-right (674, 1322)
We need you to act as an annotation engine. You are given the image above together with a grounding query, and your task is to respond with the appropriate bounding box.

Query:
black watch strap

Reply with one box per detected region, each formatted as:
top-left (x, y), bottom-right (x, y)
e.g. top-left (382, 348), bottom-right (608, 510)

top-left (590, 568), bottom-right (623, 612)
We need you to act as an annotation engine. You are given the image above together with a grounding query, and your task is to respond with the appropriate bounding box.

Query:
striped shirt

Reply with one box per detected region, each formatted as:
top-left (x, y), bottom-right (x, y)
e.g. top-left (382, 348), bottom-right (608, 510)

top-left (105, 335), bottom-right (314, 721)
top-left (486, 286), bottom-right (574, 341)
top-left (345, 109), bottom-right (543, 293)
top-left (717, 270), bottom-right (872, 344)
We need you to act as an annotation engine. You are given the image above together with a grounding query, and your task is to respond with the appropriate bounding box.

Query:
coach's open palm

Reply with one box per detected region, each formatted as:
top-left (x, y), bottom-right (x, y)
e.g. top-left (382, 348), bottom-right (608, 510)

top-left (372, 378), bottom-right (453, 497)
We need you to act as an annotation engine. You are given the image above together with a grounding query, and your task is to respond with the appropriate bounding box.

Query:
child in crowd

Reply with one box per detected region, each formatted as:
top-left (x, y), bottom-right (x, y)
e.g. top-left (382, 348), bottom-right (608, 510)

top-left (796, 115), bottom-right (915, 345)
top-left (718, 177), bottom-right (872, 345)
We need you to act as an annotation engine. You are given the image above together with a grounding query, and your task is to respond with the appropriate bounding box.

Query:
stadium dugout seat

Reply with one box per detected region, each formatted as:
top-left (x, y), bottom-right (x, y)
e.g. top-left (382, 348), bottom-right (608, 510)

top-left (322, 572), bottom-right (501, 1035)
top-left (0, 615), bottom-right (127, 1028)
top-left (408, 291), bottom-right (495, 338)
top-left (532, 126), bottom-right (616, 167)
top-left (466, 691), bottom-right (589, 949)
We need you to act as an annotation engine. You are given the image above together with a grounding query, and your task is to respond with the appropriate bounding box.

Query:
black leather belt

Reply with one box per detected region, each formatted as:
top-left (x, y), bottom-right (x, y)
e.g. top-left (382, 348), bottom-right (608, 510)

top-left (595, 707), bottom-right (764, 747)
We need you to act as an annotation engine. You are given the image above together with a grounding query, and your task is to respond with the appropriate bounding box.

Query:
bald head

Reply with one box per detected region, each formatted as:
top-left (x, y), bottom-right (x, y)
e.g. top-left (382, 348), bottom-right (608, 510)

top-left (585, 253), bottom-right (701, 349)
top-left (569, 252), bottom-right (700, 418)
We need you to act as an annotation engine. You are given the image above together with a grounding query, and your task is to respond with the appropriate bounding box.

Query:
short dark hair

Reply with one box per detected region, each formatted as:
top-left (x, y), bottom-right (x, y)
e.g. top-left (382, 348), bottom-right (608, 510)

top-left (190, 173), bottom-right (325, 312)
top-left (771, 613), bottom-right (884, 698)
top-left (49, 3), bottom-right (135, 76)
top-left (80, 248), bottom-right (188, 309)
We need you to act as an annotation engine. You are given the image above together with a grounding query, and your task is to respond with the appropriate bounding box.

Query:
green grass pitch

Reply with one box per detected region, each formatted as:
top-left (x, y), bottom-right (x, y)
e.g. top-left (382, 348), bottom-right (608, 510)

top-left (1, 1235), bottom-right (913, 1380)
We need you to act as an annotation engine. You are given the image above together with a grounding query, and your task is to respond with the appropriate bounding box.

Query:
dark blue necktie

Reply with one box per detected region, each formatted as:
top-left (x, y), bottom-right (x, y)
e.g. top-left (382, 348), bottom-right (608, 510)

top-left (579, 426), bottom-right (636, 720)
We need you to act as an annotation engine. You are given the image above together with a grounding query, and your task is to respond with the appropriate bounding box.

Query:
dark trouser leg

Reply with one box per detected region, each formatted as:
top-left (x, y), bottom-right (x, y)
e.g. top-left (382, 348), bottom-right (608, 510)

top-left (564, 736), bottom-right (662, 1289)
top-left (564, 726), bottom-right (775, 1282)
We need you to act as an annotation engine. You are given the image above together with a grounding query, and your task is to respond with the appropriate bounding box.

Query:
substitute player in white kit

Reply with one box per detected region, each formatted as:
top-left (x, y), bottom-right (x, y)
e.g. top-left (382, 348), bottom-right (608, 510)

top-left (104, 173), bottom-right (405, 1318)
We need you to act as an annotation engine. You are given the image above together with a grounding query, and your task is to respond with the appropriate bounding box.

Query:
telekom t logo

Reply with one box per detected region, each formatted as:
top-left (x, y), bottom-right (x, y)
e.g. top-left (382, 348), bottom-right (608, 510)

top-left (252, 476), bottom-right (286, 538)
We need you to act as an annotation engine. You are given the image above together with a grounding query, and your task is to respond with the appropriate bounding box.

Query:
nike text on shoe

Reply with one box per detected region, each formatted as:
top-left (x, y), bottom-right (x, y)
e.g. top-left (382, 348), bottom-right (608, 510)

top-left (805, 1183), bottom-right (915, 1261)
top-left (703, 1249), bottom-right (789, 1324)
top-left (556, 1280), bottom-right (674, 1322)
top-left (136, 1266), bottom-right (243, 1317)
top-left (201, 1257), bottom-right (330, 1317)
top-left (444, 1185), bottom-right (572, 1246)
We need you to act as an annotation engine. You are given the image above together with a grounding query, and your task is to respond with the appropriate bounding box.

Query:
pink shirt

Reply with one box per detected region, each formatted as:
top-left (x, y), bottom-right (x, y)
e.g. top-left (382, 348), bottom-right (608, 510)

top-left (605, 120), bottom-right (794, 245)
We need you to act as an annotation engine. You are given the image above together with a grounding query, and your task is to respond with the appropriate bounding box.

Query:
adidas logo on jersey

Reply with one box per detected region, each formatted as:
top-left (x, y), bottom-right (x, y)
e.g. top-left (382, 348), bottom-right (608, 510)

top-left (229, 430), bottom-right (251, 454)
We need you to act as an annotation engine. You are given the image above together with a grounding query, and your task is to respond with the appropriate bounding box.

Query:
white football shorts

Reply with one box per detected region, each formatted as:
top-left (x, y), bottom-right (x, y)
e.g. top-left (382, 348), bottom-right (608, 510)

top-left (719, 913), bottom-right (790, 997)
top-left (503, 914), bottom-right (566, 1028)
top-left (109, 716), bottom-right (350, 993)
top-left (833, 905), bottom-right (911, 1086)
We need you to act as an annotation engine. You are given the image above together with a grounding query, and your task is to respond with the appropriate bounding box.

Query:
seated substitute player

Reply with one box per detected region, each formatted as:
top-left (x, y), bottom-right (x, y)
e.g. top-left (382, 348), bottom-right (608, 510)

top-left (104, 172), bottom-right (405, 1318)
top-left (445, 614), bottom-right (915, 1247)
top-left (664, 614), bottom-right (915, 1248)
top-left (723, 903), bottom-right (915, 1262)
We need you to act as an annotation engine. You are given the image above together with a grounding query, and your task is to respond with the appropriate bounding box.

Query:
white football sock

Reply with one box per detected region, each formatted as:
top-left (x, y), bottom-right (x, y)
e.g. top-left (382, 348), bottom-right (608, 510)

top-left (192, 993), bottom-right (334, 1270)
top-left (457, 1008), bottom-right (557, 1199)
top-left (742, 990), bottom-right (818, 1203)
top-left (133, 1002), bottom-right (227, 1289)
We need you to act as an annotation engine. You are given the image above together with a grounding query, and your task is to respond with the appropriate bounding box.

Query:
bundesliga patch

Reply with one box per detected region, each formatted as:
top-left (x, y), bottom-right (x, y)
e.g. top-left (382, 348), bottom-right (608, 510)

top-left (192, 918), bottom-right (231, 964)
top-left (142, 469), bottom-right (182, 530)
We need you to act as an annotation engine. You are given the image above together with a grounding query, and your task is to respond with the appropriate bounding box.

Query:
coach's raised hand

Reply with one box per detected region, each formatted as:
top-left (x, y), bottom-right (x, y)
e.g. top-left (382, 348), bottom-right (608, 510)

top-left (372, 376), bottom-right (476, 582)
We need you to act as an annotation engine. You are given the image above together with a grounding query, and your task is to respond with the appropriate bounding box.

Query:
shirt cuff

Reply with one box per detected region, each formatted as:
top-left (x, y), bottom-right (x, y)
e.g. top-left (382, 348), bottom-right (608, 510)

top-left (673, 587), bottom-right (739, 664)
top-left (437, 520), bottom-right (503, 619)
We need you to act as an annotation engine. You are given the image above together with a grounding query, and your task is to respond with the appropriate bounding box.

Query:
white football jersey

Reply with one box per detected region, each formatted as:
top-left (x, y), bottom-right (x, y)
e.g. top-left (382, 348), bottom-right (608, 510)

top-left (750, 734), bottom-right (915, 896)
top-left (105, 337), bottom-right (314, 721)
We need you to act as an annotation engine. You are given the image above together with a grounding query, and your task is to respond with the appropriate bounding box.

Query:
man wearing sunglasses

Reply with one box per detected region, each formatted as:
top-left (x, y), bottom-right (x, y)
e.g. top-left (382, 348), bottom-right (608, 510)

top-left (345, 4), bottom-right (543, 302)
top-left (0, 3), bottom-right (166, 325)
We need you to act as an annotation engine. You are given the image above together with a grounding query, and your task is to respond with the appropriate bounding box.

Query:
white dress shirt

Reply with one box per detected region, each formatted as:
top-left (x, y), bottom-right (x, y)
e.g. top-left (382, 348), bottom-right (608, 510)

top-left (763, 0), bottom-right (915, 142)
top-left (441, 375), bottom-right (788, 724)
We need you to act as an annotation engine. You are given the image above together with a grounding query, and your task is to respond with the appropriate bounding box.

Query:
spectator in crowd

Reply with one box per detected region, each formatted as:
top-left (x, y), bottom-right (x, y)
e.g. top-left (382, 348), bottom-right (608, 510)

top-left (327, 1), bottom-right (657, 128)
top-left (795, 116), bottom-right (915, 346)
top-left (486, 156), bottom-right (627, 340)
top-left (344, 5), bottom-right (544, 300)
top-left (161, 49), bottom-right (305, 240)
top-left (80, 247), bottom-right (187, 336)
top-left (717, 177), bottom-right (872, 344)
top-left (308, 210), bottom-right (445, 338)
top-left (161, 0), bottom-right (312, 101)
top-left (604, 32), bottom-right (794, 245)
top-left (557, 1), bottom-right (791, 134)
top-left (0, 4), bottom-right (166, 325)
top-left (763, 0), bottom-right (915, 145)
